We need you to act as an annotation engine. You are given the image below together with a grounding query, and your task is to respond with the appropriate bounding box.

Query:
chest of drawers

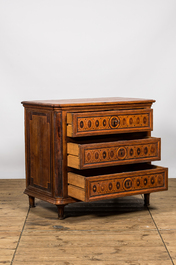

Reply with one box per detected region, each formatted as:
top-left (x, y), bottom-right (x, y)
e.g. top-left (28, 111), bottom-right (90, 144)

top-left (22, 97), bottom-right (168, 219)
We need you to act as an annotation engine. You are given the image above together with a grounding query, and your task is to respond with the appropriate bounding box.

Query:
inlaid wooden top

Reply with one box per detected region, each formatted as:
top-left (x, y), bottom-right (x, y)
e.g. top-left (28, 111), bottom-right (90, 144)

top-left (22, 97), bottom-right (155, 109)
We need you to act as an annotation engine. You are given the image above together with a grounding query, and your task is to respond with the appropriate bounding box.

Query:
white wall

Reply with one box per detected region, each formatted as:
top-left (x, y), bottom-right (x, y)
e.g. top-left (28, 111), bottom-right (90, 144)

top-left (0, 0), bottom-right (176, 179)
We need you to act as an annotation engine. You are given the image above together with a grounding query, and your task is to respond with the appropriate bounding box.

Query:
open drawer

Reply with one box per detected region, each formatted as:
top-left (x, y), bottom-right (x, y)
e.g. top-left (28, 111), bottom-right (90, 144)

top-left (68, 164), bottom-right (168, 202)
top-left (67, 109), bottom-right (153, 137)
top-left (67, 137), bottom-right (161, 169)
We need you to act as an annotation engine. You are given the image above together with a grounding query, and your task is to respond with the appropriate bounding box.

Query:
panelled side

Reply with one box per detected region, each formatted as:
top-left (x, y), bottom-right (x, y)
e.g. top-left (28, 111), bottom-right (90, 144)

top-left (25, 108), bottom-right (53, 196)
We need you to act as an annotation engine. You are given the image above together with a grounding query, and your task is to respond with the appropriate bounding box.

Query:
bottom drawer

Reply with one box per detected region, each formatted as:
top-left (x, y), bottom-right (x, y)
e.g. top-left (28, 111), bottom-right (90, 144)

top-left (68, 164), bottom-right (168, 202)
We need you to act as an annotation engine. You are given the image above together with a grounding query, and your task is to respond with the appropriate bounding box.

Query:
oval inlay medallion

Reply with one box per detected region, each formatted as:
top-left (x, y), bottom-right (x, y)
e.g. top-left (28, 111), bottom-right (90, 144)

top-left (95, 152), bottom-right (99, 160)
top-left (158, 175), bottom-right (163, 185)
top-left (93, 185), bottom-right (97, 193)
top-left (103, 119), bottom-right (106, 126)
top-left (150, 146), bottom-right (155, 154)
top-left (130, 148), bottom-right (134, 156)
top-left (144, 178), bottom-right (148, 186)
top-left (136, 117), bottom-right (140, 125)
top-left (95, 120), bottom-right (99, 127)
top-left (87, 152), bottom-right (91, 161)
top-left (137, 148), bottom-right (141, 155)
top-left (151, 176), bottom-right (155, 185)
top-left (101, 184), bottom-right (105, 191)
top-left (129, 117), bottom-right (133, 125)
top-left (109, 182), bottom-right (113, 190)
top-left (80, 121), bottom-right (84, 128)
top-left (110, 150), bottom-right (114, 158)
top-left (136, 178), bottom-right (140, 187)
top-left (88, 120), bottom-right (91, 128)
top-left (102, 151), bottom-right (106, 159)
top-left (123, 118), bottom-right (126, 125)
top-left (116, 181), bottom-right (120, 189)
top-left (143, 116), bottom-right (147, 124)
top-left (144, 147), bottom-right (148, 155)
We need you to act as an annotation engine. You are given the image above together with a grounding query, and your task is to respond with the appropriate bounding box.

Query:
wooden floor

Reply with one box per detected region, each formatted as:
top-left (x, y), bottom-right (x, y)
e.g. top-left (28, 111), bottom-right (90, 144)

top-left (0, 179), bottom-right (176, 265)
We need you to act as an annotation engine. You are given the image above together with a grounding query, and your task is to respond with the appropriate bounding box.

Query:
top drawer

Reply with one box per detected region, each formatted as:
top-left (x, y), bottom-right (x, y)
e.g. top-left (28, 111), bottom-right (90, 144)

top-left (67, 109), bottom-right (153, 137)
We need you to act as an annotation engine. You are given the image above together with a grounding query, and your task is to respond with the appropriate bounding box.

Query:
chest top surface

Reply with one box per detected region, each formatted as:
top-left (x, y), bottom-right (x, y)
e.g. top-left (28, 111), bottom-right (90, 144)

top-left (21, 97), bottom-right (155, 110)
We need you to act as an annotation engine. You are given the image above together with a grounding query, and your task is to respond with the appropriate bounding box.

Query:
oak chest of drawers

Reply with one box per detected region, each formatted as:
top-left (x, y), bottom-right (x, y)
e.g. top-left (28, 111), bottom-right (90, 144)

top-left (22, 97), bottom-right (168, 219)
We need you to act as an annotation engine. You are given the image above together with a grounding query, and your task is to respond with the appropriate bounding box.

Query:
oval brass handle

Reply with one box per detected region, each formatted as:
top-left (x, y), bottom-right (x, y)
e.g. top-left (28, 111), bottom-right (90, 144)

top-left (110, 116), bottom-right (119, 128)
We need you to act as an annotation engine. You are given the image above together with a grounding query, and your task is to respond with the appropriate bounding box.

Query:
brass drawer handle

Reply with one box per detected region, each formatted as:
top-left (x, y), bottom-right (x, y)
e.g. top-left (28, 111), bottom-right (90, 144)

top-left (110, 116), bottom-right (120, 128)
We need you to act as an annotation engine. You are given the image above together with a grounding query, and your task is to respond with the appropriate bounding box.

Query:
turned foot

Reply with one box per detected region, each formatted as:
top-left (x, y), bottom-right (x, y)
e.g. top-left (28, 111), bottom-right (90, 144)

top-left (57, 205), bottom-right (65, 220)
top-left (29, 196), bottom-right (35, 207)
top-left (144, 193), bottom-right (150, 207)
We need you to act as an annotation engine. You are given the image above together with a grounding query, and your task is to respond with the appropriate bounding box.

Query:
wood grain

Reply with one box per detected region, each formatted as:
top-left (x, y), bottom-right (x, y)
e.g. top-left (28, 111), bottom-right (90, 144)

top-left (22, 97), bottom-right (167, 222)
top-left (1, 179), bottom-right (176, 265)
top-left (67, 166), bottom-right (168, 202)
top-left (22, 97), bottom-right (155, 109)
top-left (67, 137), bottom-right (161, 169)
top-left (67, 109), bottom-right (153, 137)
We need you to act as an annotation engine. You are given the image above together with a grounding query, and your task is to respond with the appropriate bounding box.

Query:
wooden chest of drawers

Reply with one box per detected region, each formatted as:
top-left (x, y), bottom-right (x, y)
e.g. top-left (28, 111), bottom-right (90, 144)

top-left (22, 97), bottom-right (168, 219)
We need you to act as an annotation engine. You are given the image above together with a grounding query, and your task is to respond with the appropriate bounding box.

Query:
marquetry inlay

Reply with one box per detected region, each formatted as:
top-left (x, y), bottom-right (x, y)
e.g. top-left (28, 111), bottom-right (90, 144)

top-left (90, 173), bottom-right (165, 197)
top-left (22, 97), bottom-right (168, 218)
top-left (77, 113), bottom-right (150, 133)
top-left (84, 143), bottom-right (158, 165)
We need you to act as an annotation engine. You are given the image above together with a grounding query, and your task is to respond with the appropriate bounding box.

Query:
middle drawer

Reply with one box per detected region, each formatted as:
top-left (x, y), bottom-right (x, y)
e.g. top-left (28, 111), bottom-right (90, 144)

top-left (67, 137), bottom-right (161, 169)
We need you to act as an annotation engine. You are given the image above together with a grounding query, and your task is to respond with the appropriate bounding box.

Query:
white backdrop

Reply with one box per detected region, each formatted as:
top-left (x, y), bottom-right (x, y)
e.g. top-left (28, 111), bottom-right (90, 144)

top-left (0, 1), bottom-right (176, 179)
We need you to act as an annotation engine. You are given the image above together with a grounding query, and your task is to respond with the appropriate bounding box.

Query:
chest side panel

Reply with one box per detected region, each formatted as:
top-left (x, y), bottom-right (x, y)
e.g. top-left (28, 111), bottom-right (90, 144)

top-left (25, 109), bottom-right (52, 194)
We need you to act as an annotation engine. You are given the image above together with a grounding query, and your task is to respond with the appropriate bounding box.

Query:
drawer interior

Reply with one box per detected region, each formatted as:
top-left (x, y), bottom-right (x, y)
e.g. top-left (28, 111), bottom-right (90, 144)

top-left (68, 163), bottom-right (158, 177)
top-left (67, 131), bottom-right (149, 144)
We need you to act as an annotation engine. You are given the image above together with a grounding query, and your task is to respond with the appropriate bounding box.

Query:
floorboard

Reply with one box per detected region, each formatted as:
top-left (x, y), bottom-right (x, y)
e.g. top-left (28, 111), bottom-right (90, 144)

top-left (0, 179), bottom-right (175, 265)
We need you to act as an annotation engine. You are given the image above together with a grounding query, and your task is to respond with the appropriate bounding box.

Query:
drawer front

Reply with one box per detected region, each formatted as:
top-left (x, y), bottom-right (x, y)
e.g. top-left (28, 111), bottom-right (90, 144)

top-left (67, 109), bottom-right (153, 137)
top-left (67, 137), bottom-right (161, 169)
top-left (68, 166), bottom-right (168, 202)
